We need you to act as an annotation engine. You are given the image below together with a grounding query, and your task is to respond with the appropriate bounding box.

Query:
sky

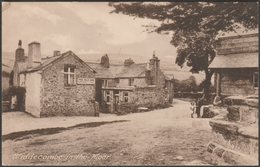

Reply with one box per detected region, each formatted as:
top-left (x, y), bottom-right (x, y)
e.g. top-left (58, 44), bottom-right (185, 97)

top-left (2, 2), bottom-right (178, 65)
top-left (2, 1), bottom-right (258, 78)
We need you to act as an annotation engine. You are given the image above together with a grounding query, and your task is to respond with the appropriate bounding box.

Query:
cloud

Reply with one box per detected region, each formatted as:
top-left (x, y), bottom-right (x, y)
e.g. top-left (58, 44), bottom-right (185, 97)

top-left (69, 2), bottom-right (159, 45)
top-left (47, 34), bottom-right (73, 49)
top-left (77, 49), bottom-right (101, 54)
top-left (2, 2), bottom-right (177, 67)
top-left (20, 5), bottom-right (62, 24)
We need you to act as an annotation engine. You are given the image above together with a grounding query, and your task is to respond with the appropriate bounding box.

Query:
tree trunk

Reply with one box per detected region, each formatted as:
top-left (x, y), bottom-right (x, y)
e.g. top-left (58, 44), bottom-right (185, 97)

top-left (202, 69), bottom-right (214, 101)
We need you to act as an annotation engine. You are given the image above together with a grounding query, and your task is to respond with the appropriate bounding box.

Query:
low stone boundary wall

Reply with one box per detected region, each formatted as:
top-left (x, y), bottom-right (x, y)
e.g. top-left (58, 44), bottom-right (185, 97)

top-left (116, 87), bottom-right (171, 115)
top-left (207, 95), bottom-right (258, 165)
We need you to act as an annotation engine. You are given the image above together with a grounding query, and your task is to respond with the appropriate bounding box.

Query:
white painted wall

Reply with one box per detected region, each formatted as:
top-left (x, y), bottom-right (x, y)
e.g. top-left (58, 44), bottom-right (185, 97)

top-left (117, 78), bottom-right (146, 87)
top-left (19, 74), bottom-right (26, 87)
top-left (23, 72), bottom-right (41, 117)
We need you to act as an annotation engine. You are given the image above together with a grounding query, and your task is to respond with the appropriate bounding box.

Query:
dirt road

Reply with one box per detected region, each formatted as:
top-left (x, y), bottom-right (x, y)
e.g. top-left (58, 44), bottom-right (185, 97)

top-left (2, 99), bottom-right (220, 165)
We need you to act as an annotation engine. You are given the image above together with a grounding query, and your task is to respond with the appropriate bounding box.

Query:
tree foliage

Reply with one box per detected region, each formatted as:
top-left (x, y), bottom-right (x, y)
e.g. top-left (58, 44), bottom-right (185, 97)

top-left (174, 76), bottom-right (199, 93)
top-left (109, 2), bottom-right (258, 99)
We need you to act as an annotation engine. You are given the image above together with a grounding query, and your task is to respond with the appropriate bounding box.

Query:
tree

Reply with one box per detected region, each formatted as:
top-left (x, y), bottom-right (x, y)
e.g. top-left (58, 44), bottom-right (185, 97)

top-left (173, 76), bottom-right (198, 93)
top-left (109, 2), bottom-right (258, 100)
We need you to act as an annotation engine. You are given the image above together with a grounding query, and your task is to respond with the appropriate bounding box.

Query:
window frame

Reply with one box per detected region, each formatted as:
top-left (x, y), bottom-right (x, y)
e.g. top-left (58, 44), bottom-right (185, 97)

top-left (115, 78), bottom-right (120, 84)
top-left (103, 79), bottom-right (109, 88)
top-left (123, 91), bottom-right (129, 103)
top-left (128, 78), bottom-right (134, 86)
top-left (105, 90), bottom-right (111, 103)
top-left (64, 64), bottom-right (76, 87)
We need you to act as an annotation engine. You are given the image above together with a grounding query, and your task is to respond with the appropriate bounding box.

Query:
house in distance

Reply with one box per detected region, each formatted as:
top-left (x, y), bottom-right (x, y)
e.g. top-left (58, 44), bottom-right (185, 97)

top-left (88, 53), bottom-right (174, 114)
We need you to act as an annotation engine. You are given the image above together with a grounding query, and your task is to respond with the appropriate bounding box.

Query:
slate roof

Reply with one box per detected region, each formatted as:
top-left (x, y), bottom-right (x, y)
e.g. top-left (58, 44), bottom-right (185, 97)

top-left (115, 63), bottom-right (147, 78)
top-left (25, 55), bottom-right (62, 72)
top-left (87, 63), bottom-right (115, 78)
top-left (209, 33), bottom-right (259, 69)
top-left (22, 51), bottom-right (95, 73)
top-left (87, 62), bottom-right (148, 79)
top-left (2, 57), bottom-right (15, 71)
top-left (16, 62), bottom-right (28, 73)
top-left (2, 64), bottom-right (12, 74)
top-left (209, 52), bottom-right (258, 68)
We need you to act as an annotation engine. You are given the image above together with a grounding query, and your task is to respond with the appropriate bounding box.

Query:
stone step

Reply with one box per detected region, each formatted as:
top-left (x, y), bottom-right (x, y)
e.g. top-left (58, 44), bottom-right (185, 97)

top-left (209, 120), bottom-right (258, 139)
top-left (209, 119), bottom-right (240, 135)
top-left (201, 105), bottom-right (227, 118)
top-left (223, 95), bottom-right (258, 108)
top-left (209, 120), bottom-right (258, 156)
top-left (227, 105), bottom-right (258, 123)
top-left (207, 142), bottom-right (258, 165)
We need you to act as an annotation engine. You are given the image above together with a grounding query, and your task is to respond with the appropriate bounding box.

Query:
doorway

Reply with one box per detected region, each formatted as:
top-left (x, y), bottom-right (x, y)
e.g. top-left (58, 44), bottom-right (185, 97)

top-left (114, 90), bottom-right (119, 112)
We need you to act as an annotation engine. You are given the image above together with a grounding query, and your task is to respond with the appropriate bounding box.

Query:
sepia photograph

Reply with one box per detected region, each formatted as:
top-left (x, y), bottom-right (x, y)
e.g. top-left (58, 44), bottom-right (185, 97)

top-left (1, 1), bottom-right (259, 166)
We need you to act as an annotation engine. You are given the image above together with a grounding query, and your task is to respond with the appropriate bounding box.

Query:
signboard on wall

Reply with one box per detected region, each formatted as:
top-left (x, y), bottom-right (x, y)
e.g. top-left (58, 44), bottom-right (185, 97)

top-left (77, 78), bottom-right (95, 85)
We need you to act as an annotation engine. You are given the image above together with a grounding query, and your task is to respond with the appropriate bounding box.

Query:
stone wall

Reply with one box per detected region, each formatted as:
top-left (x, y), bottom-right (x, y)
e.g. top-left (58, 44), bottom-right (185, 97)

top-left (220, 68), bottom-right (258, 95)
top-left (117, 78), bottom-right (147, 87)
top-left (118, 86), bottom-right (169, 114)
top-left (40, 54), bottom-right (96, 117)
top-left (157, 69), bottom-right (166, 88)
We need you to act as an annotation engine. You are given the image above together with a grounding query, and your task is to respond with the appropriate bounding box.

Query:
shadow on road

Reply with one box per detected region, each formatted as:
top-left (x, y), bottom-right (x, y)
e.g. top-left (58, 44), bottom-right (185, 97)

top-left (3, 120), bottom-right (129, 142)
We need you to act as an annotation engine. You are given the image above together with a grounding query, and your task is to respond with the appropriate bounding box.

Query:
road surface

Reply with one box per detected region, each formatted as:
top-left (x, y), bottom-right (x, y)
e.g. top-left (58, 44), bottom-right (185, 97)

top-left (3, 99), bottom-right (223, 165)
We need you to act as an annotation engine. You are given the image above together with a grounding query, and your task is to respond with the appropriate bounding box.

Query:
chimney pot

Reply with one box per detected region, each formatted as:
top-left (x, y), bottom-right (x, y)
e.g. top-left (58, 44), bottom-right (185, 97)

top-left (124, 58), bottom-right (135, 66)
top-left (100, 54), bottom-right (110, 68)
top-left (15, 40), bottom-right (26, 62)
top-left (53, 50), bottom-right (61, 57)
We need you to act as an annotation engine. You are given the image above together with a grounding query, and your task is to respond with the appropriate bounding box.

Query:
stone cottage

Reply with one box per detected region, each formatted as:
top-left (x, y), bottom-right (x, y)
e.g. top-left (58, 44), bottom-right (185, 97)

top-left (11, 40), bottom-right (97, 117)
top-left (87, 53), bottom-right (174, 113)
top-left (209, 33), bottom-right (258, 96)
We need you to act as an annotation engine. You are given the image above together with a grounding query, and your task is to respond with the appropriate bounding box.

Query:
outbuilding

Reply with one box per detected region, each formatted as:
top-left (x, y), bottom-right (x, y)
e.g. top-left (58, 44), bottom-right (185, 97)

top-left (209, 33), bottom-right (258, 96)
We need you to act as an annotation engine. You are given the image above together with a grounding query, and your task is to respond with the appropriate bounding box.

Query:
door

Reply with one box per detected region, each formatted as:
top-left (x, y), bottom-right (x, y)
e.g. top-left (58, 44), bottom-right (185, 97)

top-left (114, 90), bottom-right (119, 112)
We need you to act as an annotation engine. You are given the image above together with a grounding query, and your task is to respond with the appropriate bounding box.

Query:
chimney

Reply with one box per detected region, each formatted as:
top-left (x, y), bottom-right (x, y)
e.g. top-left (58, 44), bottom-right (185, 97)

top-left (149, 51), bottom-right (160, 85)
top-left (100, 54), bottom-right (110, 68)
top-left (28, 41), bottom-right (41, 68)
top-left (145, 70), bottom-right (152, 85)
top-left (124, 58), bottom-right (135, 66)
top-left (53, 50), bottom-right (61, 57)
top-left (15, 40), bottom-right (26, 63)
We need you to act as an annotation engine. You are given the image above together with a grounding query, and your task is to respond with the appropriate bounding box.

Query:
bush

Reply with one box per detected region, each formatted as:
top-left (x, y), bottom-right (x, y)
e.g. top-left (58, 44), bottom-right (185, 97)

top-left (174, 76), bottom-right (200, 93)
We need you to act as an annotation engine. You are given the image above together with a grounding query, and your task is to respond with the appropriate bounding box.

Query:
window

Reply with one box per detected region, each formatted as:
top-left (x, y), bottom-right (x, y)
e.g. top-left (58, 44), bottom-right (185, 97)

top-left (115, 78), bottom-right (120, 84)
top-left (123, 92), bottom-right (129, 102)
top-left (105, 91), bottom-right (110, 102)
top-left (103, 79), bottom-right (108, 87)
top-left (128, 78), bottom-right (134, 86)
top-left (253, 72), bottom-right (258, 88)
top-left (64, 65), bottom-right (76, 86)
